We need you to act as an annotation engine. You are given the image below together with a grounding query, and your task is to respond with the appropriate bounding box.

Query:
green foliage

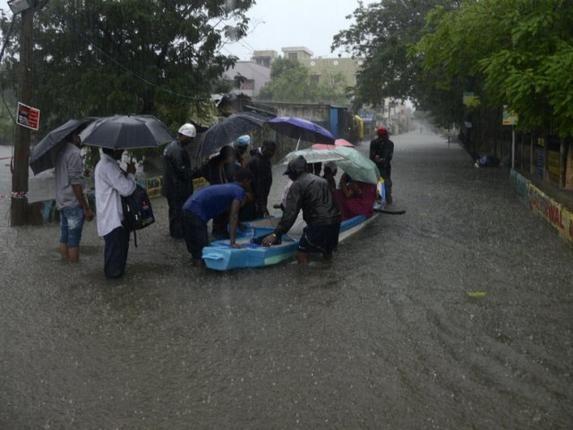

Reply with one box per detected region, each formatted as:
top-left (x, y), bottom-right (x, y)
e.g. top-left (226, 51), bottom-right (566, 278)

top-left (315, 72), bottom-right (351, 106)
top-left (0, 0), bottom-right (254, 133)
top-left (332, 0), bottom-right (457, 107)
top-left (417, 0), bottom-right (573, 136)
top-left (259, 57), bottom-right (350, 105)
top-left (259, 58), bottom-right (314, 102)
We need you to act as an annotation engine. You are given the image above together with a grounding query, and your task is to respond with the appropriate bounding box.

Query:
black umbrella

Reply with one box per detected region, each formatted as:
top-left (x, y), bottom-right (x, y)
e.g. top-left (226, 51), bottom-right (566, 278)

top-left (80, 115), bottom-right (174, 150)
top-left (29, 118), bottom-right (94, 175)
top-left (198, 112), bottom-right (270, 158)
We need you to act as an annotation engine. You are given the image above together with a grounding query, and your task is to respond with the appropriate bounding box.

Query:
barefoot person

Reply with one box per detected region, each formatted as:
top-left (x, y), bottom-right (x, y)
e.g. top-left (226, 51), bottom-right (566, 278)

top-left (55, 132), bottom-right (94, 263)
top-left (262, 156), bottom-right (340, 264)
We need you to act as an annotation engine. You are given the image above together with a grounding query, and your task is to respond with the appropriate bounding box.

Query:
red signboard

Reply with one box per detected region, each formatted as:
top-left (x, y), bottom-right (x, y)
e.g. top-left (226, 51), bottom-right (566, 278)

top-left (16, 102), bottom-right (41, 131)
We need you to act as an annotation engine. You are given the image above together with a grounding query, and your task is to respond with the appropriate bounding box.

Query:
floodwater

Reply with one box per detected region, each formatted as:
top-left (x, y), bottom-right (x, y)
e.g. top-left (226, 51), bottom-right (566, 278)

top-left (1, 129), bottom-right (572, 429)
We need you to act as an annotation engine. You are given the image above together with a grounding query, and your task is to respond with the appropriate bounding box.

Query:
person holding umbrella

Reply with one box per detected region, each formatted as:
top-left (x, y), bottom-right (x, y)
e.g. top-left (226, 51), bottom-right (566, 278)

top-left (94, 148), bottom-right (137, 279)
top-left (82, 115), bottom-right (173, 279)
top-left (369, 127), bottom-right (394, 204)
top-left (55, 131), bottom-right (94, 263)
top-left (162, 123), bottom-right (197, 239)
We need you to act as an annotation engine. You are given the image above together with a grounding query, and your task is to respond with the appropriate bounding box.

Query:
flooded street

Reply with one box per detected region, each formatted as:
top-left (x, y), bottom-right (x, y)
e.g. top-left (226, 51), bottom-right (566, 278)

top-left (1, 130), bottom-right (572, 429)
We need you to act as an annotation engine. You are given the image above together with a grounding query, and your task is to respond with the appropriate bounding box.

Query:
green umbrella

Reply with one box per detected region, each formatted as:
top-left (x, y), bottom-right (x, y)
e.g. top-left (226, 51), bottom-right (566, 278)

top-left (333, 147), bottom-right (380, 185)
top-left (284, 147), bottom-right (380, 184)
top-left (283, 148), bottom-right (345, 165)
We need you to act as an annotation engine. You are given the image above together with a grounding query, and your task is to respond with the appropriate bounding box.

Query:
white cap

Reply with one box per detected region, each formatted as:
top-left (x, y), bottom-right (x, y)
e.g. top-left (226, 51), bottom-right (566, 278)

top-left (178, 123), bottom-right (197, 138)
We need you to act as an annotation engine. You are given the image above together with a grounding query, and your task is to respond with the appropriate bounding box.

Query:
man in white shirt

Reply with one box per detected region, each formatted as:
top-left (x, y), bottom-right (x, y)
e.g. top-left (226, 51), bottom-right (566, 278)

top-left (94, 147), bottom-right (137, 279)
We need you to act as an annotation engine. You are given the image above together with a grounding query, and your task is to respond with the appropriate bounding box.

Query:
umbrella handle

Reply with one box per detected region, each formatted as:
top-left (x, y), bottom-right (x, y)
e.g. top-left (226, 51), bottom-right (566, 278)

top-left (295, 137), bottom-right (301, 151)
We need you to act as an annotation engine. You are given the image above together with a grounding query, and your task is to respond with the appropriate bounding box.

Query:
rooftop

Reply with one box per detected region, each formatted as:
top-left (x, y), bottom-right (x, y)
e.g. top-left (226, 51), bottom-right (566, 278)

top-left (281, 46), bottom-right (314, 56)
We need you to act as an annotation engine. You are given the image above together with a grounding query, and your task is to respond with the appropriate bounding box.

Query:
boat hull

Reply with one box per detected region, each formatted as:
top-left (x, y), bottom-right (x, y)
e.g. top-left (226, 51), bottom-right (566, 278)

top-left (203, 214), bottom-right (375, 271)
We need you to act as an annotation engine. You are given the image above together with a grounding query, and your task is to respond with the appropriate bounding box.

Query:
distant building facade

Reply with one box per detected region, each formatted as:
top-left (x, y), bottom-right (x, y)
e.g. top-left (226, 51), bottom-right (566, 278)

top-left (252, 50), bottom-right (278, 68)
top-left (300, 56), bottom-right (361, 87)
top-left (281, 46), bottom-right (313, 62)
top-left (250, 46), bottom-right (361, 88)
top-left (223, 61), bottom-right (272, 97)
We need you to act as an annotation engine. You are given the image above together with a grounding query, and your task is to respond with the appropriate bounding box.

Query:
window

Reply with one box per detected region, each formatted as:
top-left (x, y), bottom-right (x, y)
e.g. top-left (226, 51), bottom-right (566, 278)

top-left (288, 53), bottom-right (297, 61)
top-left (240, 79), bottom-right (255, 90)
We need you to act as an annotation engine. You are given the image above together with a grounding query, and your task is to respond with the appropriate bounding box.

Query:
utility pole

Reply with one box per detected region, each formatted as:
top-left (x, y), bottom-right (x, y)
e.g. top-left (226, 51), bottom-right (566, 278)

top-left (10, 4), bottom-right (34, 226)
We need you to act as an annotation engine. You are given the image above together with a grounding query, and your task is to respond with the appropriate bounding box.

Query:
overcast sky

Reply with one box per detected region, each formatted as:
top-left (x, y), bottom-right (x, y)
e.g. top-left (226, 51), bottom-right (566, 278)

top-left (222, 0), bottom-right (375, 60)
top-left (0, 0), bottom-right (373, 60)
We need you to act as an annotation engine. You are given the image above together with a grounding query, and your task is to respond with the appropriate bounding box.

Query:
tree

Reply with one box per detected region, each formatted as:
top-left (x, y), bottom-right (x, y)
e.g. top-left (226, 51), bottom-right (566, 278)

top-left (259, 58), bottom-right (351, 105)
top-left (332, 0), bottom-right (459, 107)
top-left (417, 0), bottom-right (573, 136)
top-left (259, 58), bottom-right (315, 102)
top-left (0, 0), bottom-right (255, 132)
top-left (316, 72), bottom-right (351, 106)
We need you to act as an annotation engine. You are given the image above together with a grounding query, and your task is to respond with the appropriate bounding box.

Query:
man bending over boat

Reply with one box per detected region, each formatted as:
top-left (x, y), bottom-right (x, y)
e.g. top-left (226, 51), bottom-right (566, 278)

top-left (262, 156), bottom-right (341, 264)
top-left (182, 168), bottom-right (254, 267)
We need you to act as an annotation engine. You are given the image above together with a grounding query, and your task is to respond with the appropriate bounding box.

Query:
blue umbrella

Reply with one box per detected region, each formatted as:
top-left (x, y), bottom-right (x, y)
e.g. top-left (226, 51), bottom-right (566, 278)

top-left (29, 118), bottom-right (94, 175)
top-left (267, 116), bottom-right (335, 145)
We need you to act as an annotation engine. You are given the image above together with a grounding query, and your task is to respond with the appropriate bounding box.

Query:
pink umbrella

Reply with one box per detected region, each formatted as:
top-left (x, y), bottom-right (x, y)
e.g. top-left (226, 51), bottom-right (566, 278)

top-left (312, 139), bottom-right (355, 150)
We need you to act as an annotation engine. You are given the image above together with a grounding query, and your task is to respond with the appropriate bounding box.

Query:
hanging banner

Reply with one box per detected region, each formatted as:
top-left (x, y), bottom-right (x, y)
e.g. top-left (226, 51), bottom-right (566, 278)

top-left (16, 102), bottom-right (41, 131)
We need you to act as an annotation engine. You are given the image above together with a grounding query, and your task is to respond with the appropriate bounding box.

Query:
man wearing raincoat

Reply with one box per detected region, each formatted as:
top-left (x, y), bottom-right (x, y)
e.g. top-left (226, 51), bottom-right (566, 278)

top-left (163, 123), bottom-right (196, 239)
top-left (262, 156), bottom-right (341, 264)
top-left (370, 127), bottom-right (394, 204)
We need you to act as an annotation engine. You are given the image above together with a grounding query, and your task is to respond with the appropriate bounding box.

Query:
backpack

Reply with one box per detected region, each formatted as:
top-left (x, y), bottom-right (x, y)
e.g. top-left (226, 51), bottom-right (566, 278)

top-left (122, 184), bottom-right (155, 247)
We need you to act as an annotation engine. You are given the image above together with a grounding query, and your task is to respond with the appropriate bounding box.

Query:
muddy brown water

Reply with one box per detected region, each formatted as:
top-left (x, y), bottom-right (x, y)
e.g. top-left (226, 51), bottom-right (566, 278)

top-left (1, 131), bottom-right (572, 429)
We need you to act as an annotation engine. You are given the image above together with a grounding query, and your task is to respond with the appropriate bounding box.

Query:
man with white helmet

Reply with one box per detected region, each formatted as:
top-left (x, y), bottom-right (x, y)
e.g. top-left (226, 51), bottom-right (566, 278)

top-left (162, 123), bottom-right (197, 239)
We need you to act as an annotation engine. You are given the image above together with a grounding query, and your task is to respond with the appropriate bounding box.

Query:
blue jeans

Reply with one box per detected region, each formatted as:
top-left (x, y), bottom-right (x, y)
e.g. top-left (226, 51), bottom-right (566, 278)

top-left (59, 206), bottom-right (85, 248)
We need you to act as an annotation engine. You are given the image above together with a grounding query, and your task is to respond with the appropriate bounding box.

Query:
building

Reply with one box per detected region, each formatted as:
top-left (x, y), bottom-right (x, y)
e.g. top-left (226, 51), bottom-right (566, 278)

top-left (281, 46), bottom-right (313, 62)
top-left (222, 61), bottom-right (272, 97)
top-left (249, 46), bottom-right (362, 88)
top-left (300, 56), bottom-right (362, 87)
top-left (251, 50), bottom-right (277, 68)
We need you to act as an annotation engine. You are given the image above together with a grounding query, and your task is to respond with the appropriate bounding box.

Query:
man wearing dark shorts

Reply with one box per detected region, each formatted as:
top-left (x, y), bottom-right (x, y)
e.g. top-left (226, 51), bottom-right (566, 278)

top-left (262, 156), bottom-right (341, 264)
top-left (182, 168), bottom-right (253, 267)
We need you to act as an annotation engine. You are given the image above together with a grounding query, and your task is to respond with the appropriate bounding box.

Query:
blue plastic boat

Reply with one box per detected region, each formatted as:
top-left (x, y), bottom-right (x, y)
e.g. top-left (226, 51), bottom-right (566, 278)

top-left (202, 214), bottom-right (375, 271)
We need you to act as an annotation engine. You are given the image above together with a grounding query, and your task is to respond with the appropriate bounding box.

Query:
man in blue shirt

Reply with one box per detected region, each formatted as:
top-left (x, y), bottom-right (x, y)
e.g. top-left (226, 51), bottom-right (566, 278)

top-left (182, 168), bottom-right (253, 266)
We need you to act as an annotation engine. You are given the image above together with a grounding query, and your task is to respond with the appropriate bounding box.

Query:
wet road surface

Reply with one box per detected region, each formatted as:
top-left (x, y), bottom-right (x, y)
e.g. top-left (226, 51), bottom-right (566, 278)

top-left (1, 130), bottom-right (572, 429)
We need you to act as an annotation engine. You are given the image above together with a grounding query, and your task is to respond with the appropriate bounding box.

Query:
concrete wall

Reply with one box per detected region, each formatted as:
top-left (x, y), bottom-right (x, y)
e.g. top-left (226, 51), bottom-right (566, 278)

top-left (510, 169), bottom-right (573, 244)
